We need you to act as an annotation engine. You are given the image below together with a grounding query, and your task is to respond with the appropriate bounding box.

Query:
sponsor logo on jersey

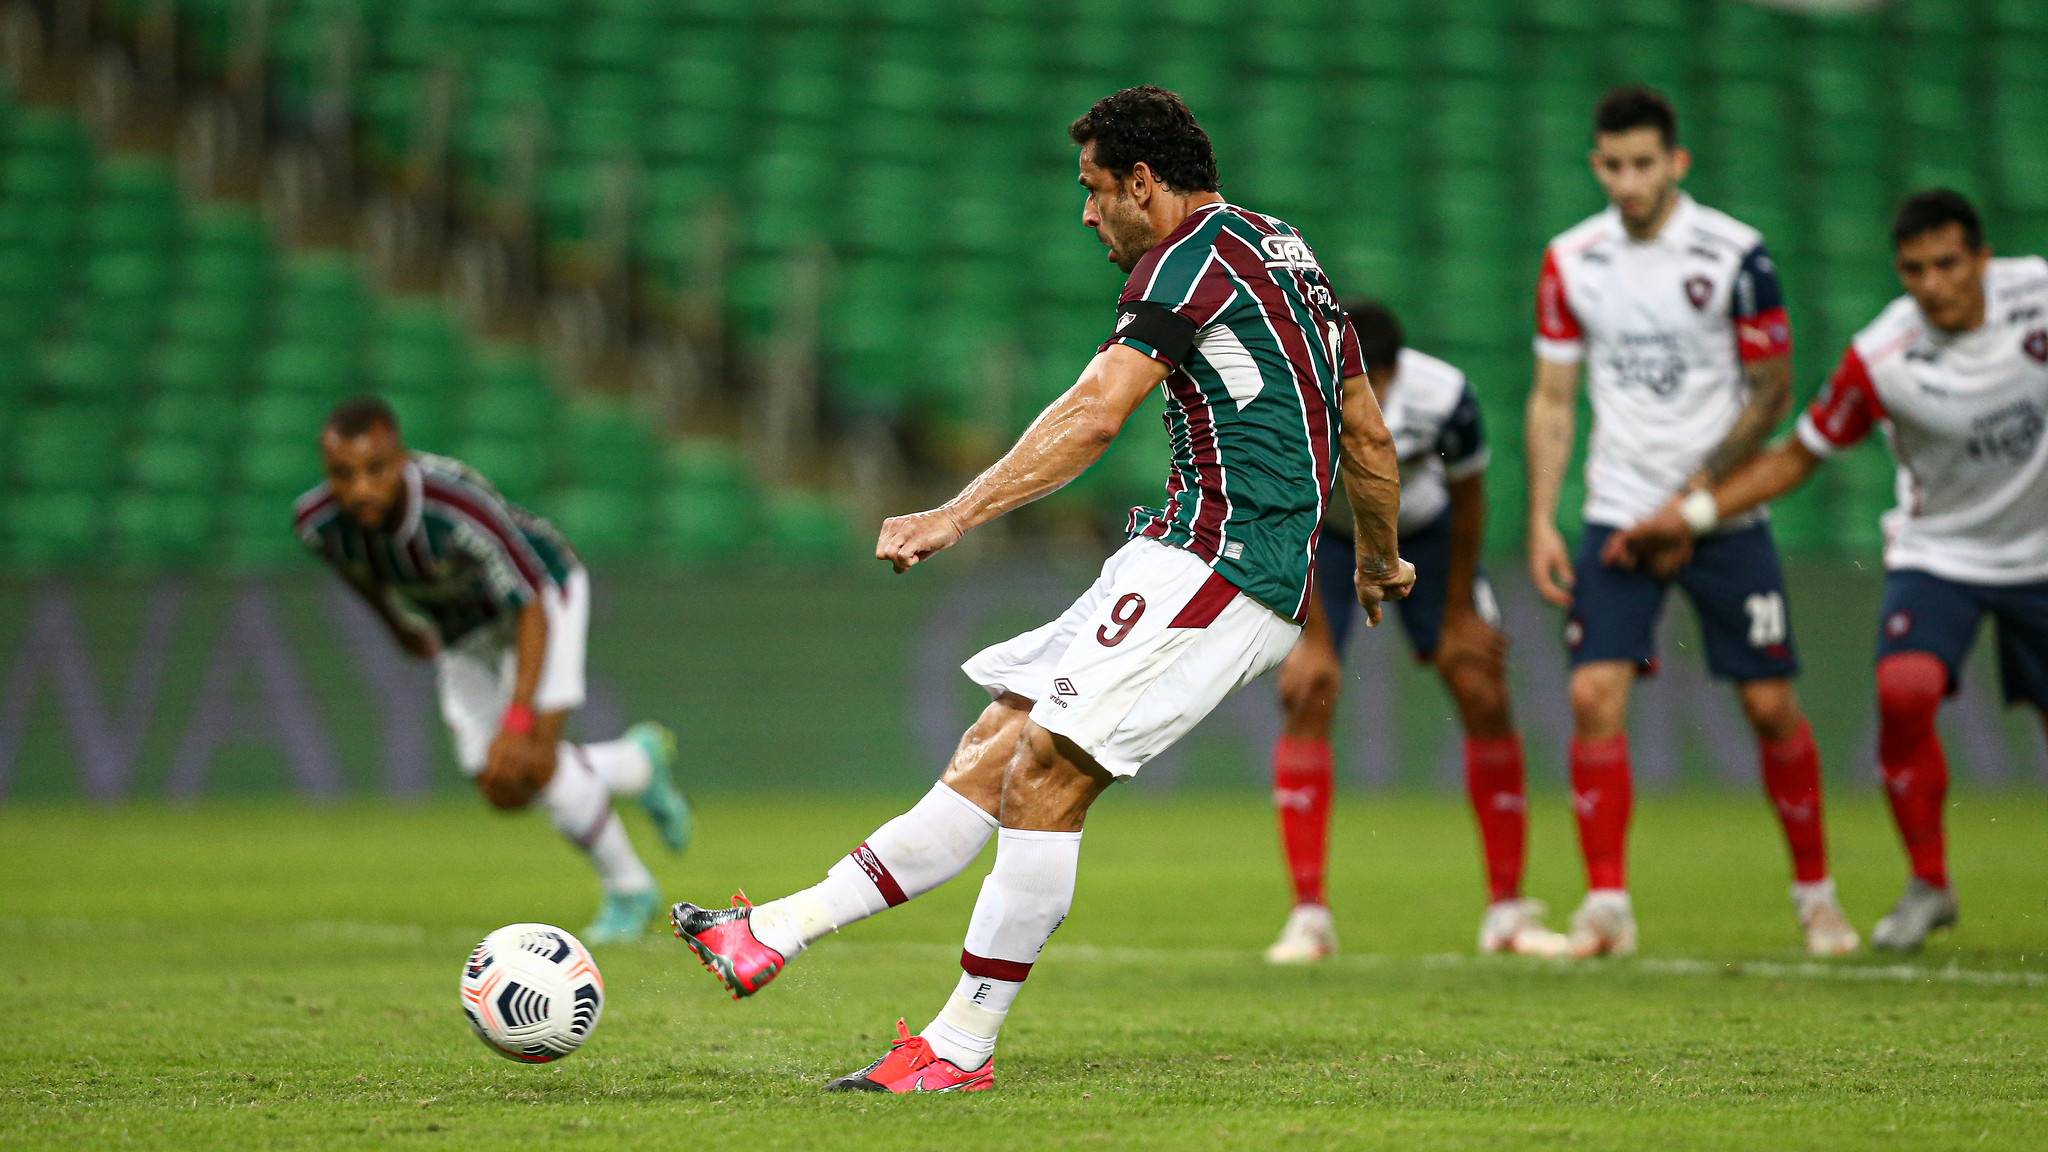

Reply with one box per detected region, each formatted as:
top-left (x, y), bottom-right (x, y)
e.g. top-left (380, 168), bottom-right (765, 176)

top-left (1965, 400), bottom-right (2046, 464)
top-left (1684, 275), bottom-right (1713, 310)
top-left (1259, 234), bottom-right (1321, 273)
top-left (2023, 328), bottom-right (2048, 363)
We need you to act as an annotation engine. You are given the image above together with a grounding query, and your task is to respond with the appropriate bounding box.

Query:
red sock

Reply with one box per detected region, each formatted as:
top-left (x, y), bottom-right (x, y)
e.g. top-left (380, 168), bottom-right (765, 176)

top-left (1464, 734), bottom-right (1527, 903)
top-left (1569, 733), bottom-right (1632, 891)
top-left (1877, 652), bottom-right (1950, 889)
top-left (1272, 736), bottom-right (1333, 907)
top-left (1759, 720), bottom-right (1829, 884)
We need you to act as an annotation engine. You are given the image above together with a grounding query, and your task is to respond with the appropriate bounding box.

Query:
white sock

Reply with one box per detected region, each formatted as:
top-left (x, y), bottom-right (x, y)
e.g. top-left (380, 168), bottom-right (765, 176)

top-left (574, 739), bottom-right (652, 797)
top-left (921, 827), bottom-right (1081, 1069)
top-left (541, 749), bottom-right (654, 895)
top-left (750, 782), bottom-right (997, 960)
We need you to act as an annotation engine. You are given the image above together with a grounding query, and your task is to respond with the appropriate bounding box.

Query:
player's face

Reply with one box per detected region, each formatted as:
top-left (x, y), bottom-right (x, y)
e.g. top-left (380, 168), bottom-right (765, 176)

top-left (321, 424), bottom-right (408, 530)
top-left (1894, 223), bottom-right (1991, 333)
top-left (1589, 128), bottom-right (1689, 233)
top-left (1078, 144), bottom-right (1156, 273)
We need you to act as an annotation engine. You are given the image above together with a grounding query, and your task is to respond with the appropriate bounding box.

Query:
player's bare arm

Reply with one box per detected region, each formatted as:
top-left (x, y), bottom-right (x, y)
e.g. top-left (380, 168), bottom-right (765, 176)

top-left (1617, 436), bottom-right (1824, 563)
top-left (1435, 472), bottom-right (1506, 678)
top-left (479, 598), bottom-right (559, 808)
top-left (1524, 356), bottom-right (1580, 607)
top-left (1701, 353), bottom-right (1794, 485)
top-left (876, 344), bottom-right (1167, 573)
top-left (1337, 371), bottom-right (1414, 624)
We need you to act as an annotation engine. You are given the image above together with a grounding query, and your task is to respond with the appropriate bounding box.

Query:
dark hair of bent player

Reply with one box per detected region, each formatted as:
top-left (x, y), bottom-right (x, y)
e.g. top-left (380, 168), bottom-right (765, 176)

top-left (1892, 189), bottom-right (1984, 251)
top-left (327, 395), bottom-right (400, 439)
top-left (1340, 298), bottom-right (1404, 373)
top-left (1593, 84), bottom-right (1678, 149)
top-left (1068, 85), bottom-right (1219, 193)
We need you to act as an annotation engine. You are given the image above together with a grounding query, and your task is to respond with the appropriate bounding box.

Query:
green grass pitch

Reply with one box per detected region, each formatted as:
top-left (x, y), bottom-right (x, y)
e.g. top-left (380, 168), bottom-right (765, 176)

top-left (3, 791), bottom-right (2045, 1150)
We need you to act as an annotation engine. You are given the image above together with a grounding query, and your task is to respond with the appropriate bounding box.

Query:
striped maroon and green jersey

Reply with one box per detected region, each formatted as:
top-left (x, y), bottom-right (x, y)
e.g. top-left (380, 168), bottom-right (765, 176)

top-left (294, 453), bottom-right (578, 645)
top-left (1100, 201), bottom-right (1347, 620)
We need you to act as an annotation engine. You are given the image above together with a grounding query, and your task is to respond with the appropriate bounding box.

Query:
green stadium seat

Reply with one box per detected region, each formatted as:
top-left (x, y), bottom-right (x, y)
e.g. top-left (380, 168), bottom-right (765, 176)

top-left (657, 484), bottom-right (751, 565)
top-left (179, 248), bottom-right (272, 302)
top-left (154, 341), bottom-right (249, 394)
top-left (763, 490), bottom-right (852, 565)
top-left (40, 341), bottom-right (146, 401)
top-left (164, 296), bottom-right (263, 350)
top-left (131, 438), bottom-right (227, 493)
top-left (239, 437), bottom-right (325, 500)
top-left (384, 389), bottom-right (455, 451)
top-left (142, 392), bottom-right (241, 444)
top-left (258, 340), bottom-right (358, 395)
top-left (111, 491), bottom-right (216, 567)
top-left (246, 391), bottom-right (332, 443)
top-left (560, 400), bottom-right (656, 489)
top-left (460, 382), bottom-right (556, 437)
top-left (81, 250), bottom-right (171, 301)
top-left (546, 486), bottom-right (647, 558)
top-left (224, 493), bottom-right (309, 569)
top-left (6, 492), bottom-right (103, 566)
top-left (18, 408), bottom-right (122, 491)
top-left (453, 435), bottom-right (550, 506)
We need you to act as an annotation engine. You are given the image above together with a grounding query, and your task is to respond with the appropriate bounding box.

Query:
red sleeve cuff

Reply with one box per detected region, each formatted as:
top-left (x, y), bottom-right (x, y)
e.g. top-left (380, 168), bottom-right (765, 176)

top-left (1735, 305), bottom-right (1792, 362)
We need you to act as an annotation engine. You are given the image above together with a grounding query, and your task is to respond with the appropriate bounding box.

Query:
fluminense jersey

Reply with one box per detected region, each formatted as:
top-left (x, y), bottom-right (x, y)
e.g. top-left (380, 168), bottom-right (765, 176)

top-left (295, 453), bottom-right (579, 644)
top-left (1796, 256), bottom-right (2048, 585)
top-left (1329, 345), bottom-right (1487, 535)
top-left (1103, 201), bottom-right (1345, 621)
top-left (1535, 193), bottom-right (1793, 528)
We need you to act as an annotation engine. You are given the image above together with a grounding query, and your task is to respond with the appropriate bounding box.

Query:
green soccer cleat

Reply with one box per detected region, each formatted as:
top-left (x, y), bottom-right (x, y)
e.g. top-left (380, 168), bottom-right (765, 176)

top-left (583, 888), bottom-right (660, 945)
top-left (626, 721), bottom-right (692, 854)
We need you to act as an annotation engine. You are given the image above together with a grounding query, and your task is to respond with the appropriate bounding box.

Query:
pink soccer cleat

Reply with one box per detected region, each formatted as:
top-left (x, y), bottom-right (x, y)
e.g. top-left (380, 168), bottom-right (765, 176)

top-left (671, 894), bottom-right (786, 999)
top-left (822, 1019), bottom-right (994, 1094)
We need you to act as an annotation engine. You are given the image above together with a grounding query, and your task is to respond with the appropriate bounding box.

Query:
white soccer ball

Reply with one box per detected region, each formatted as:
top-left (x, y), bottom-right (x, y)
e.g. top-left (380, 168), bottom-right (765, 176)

top-left (459, 923), bottom-right (605, 1063)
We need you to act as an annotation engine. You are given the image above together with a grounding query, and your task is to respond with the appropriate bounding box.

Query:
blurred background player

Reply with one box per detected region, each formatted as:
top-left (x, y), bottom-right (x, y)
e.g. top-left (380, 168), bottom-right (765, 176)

top-left (1615, 191), bottom-right (2048, 953)
top-left (1264, 298), bottom-right (1565, 964)
top-left (294, 396), bottom-right (692, 944)
top-left (1524, 87), bottom-right (1857, 958)
top-left (670, 87), bottom-right (1414, 1094)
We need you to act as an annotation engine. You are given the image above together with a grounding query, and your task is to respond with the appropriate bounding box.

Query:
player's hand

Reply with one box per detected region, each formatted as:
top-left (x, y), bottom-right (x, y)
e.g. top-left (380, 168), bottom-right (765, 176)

top-left (1604, 503), bottom-right (1694, 576)
top-left (479, 732), bottom-right (550, 809)
top-left (876, 507), bottom-right (964, 573)
top-left (1527, 520), bottom-right (1576, 608)
top-left (1434, 608), bottom-right (1507, 680)
top-left (394, 624), bottom-right (439, 661)
top-left (1354, 557), bottom-right (1416, 628)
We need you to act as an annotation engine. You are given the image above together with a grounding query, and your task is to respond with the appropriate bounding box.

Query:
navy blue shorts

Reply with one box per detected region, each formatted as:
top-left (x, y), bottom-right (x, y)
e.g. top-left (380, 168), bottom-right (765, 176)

top-left (1876, 569), bottom-right (2048, 708)
top-left (1567, 521), bottom-right (1798, 682)
top-left (1316, 512), bottom-right (1498, 663)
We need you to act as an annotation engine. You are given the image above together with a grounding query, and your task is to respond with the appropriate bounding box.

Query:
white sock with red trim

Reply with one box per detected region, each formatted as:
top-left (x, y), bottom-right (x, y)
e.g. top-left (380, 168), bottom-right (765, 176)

top-left (540, 749), bottom-right (653, 895)
top-left (577, 738), bottom-right (652, 797)
top-left (921, 827), bottom-right (1081, 1070)
top-left (750, 782), bottom-right (998, 959)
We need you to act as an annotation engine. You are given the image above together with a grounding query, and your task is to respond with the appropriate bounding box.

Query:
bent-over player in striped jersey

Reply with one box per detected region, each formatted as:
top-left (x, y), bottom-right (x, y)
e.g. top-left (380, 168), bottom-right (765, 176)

top-left (295, 396), bottom-right (693, 944)
top-left (668, 87), bottom-right (1415, 1094)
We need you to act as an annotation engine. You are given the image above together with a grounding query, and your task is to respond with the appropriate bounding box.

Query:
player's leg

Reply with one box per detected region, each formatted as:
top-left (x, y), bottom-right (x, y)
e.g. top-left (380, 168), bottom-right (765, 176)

top-left (1264, 537), bottom-right (1350, 964)
top-left (1869, 573), bottom-right (1988, 949)
top-left (1678, 523), bottom-right (1853, 954)
top-left (1561, 525), bottom-right (1662, 958)
top-left (669, 548), bottom-right (1138, 995)
top-left (828, 539), bottom-right (1301, 1091)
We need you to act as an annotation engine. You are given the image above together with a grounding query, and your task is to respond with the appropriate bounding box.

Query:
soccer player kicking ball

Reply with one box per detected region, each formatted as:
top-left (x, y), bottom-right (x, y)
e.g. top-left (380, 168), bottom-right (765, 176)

top-left (1263, 299), bottom-right (1566, 964)
top-left (296, 396), bottom-right (692, 943)
top-left (1614, 191), bottom-right (2048, 952)
top-left (1525, 86), bottom-right (1857, 958)
top-left (669, 87), bottom-right (1414, 1093)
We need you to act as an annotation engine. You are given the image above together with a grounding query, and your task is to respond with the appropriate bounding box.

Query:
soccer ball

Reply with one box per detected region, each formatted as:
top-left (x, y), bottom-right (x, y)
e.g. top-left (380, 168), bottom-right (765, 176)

top-left (459, 923), bottom-right (605, 1063)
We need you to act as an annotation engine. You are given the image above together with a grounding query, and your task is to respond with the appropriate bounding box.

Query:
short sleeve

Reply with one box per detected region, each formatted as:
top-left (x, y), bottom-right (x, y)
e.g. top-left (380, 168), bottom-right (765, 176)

top-left (1732, 244), bottom-right (1793, 362)
top-left (1437, 382), bottom-right (1490, 481)
top-left (1338, 314), bottom-right (1365, 378)
top-left (1795, 345), bottom-right (1885, 457)
top-left (1533, 247), bottom-right (1584, 363)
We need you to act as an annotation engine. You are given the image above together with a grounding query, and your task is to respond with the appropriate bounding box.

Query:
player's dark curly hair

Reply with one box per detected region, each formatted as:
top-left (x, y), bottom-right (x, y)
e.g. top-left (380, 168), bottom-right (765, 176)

top-left (1068, 86), bottom-right (1218, 193)
top-left (1341, 298), bottom-right (1404, 372)
top-left (1892, 189), bottom-right (1983, 250)
top-left (327, 395), bottom-right (399, 438)
top-left (1593, 85), bottom-right (1678, 149)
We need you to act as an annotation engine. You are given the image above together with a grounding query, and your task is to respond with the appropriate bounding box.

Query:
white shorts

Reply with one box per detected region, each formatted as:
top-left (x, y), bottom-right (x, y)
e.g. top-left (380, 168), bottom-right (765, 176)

top-left (962, 538), bottom-right (1301, 777)
top-left (436, 567), bottom-right (589, 775)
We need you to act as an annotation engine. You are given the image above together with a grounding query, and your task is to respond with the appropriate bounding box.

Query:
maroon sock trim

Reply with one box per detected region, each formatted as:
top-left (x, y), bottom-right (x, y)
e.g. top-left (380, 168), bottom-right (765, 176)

top-left (851, 842), bottom-right (909, 907)
top-left (960, 950), bottom-right (1033, 982)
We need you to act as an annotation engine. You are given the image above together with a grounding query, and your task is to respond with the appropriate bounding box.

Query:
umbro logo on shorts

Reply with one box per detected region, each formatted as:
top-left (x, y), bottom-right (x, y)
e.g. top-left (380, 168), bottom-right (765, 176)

top-left (1259, 234), bottom-right (1321, 273)
top-left (1047, 677), bottom-right (1077, 707)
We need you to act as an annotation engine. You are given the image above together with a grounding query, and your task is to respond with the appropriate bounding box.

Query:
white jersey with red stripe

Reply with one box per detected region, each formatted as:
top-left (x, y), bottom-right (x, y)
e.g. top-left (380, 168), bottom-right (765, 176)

top-left (1796, 256), bottom-right (2048, 585)
top-left (1535, 193), bottom-right (1793, 529)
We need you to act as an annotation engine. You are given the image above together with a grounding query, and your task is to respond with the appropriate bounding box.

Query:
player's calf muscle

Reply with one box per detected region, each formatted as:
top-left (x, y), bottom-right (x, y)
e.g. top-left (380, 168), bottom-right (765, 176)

top-left (939, 696), bottom-right (1032, 817)
top-left (998, 726), bottom-right (1110, 832)
top-left (1443, 664), bottom-right (1513, 739)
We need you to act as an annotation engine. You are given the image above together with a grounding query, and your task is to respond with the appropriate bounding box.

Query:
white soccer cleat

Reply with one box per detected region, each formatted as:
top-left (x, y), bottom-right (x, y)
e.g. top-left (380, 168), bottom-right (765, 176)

top-left (1478, 898), bottom-right (1571, 958)
top-left (1263, 903), bottom-right (1337, 965)
top-left (1791, 878), bottom-right (1860, 956)
top-left (1566, 890), bottom-right (1638, 959)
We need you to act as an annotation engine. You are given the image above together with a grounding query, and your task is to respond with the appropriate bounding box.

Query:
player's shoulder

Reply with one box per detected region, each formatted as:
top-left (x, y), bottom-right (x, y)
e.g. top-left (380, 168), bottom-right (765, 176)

top-left (1545, 208), bottom-right (1623, 262)
top-left (1121, 202), bottom-right (1233, 295)
top-left (291, 481), bottom-right (337, 533)
top-left (414, 452), bottom-right (512, 516)
top-left (1850, 294), bottom-right (1928, 368)
top-left (1393, 347), bottom-right (1469, 411)
top-left (1680, 199), bottom-right (1768, 253)
top-left (1988, 254), bottom-right (2048, 302)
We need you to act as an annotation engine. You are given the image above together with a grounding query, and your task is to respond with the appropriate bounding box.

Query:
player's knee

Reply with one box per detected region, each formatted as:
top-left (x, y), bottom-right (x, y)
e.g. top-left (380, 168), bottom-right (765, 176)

top-left (1445, 663), bottom-right (1511, 734)
top-left (1568, 669), bottom-right (1627, 738)
top-left (1736, 682), bottom-right (1802, 741)
top-left (1279, 664), bottom-right (1340, 724)
top-left (1877, 652), bottom-right (1947, 723)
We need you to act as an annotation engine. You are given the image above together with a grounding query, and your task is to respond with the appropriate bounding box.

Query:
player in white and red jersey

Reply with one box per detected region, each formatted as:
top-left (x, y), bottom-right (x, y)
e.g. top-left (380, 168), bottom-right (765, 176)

top-left (1262, 299), bottom-right (1566, 964)
top-left (1615, 191), bottom-right (2048, 952)
top-left (1525, 87), bottom-right (1857, 958)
